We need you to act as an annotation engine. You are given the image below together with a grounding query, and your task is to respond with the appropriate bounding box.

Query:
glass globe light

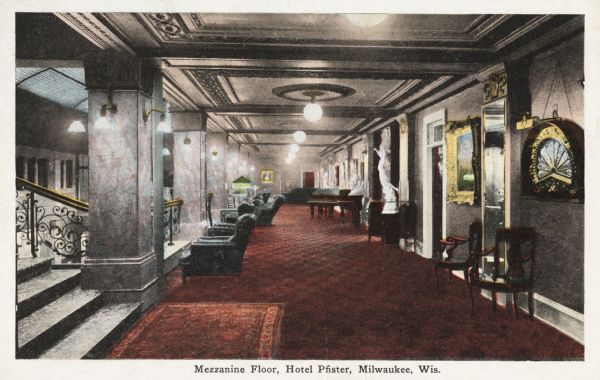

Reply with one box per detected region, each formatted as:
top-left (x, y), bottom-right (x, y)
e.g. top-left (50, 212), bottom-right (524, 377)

top-left (293, 130), bottom-right (307, 143)
top-left (303, 103), bottom-right (322, 123)
top-left (290, 143), bottom-right (300, 153)
top-left (162, 147), bottom-right (171, 156)
top-left (285, 157), bottom-right (293, 165)
top-left (346, 14), bottom-right (388, 27)
top-left (157, 114), bottom-right (172, 133)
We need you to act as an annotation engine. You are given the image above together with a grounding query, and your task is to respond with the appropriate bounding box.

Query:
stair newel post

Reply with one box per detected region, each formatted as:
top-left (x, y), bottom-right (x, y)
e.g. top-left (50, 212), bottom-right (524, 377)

top-left (29, 190), bottom-right (37, 258)
top-left (168, 206), bottom-right (174, 246)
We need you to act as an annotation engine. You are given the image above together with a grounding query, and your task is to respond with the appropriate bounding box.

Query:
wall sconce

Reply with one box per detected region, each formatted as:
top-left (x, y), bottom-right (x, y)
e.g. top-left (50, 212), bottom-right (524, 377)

top-left (95, 92), bottom-right (117, 130)
top-left (143, 108), bottom-right (171, 133)
top-left (183, 134), bottom-right (191, 145)
top-left (211, 148), bottom-right (218, 161)
top-left (68, 120), bottom-right (86, 133)
top-left (162, 147), bottom-right (171, 156)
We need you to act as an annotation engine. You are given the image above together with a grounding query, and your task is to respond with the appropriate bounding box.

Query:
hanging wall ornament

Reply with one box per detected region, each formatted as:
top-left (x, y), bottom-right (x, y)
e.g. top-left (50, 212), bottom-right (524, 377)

top-left (521, 117), bottom-right (584, 202)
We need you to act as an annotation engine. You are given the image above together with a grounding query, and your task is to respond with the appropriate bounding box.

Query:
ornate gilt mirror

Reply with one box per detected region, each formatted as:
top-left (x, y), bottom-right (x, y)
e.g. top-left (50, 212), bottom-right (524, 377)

top-left (482, 98), bottom-right (506, 252)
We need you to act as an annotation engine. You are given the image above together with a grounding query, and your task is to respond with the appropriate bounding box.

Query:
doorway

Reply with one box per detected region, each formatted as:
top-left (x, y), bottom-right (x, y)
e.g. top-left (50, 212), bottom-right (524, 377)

top-left (422, 109), bottom-right (446, 258)
top-left (431, 147), bottom-right (444, 256)
top-left (303, 172), bottom-right (315, 188)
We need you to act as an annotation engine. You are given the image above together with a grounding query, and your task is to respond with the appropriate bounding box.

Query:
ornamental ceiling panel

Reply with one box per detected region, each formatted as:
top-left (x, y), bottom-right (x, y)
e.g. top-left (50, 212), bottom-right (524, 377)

top-left (225, 77), bottom-right (404, 107)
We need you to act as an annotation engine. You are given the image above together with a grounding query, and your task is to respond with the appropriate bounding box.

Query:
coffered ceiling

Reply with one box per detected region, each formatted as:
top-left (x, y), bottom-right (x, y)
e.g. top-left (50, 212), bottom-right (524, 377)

top-left (17, 12), bottom-right (583, 157)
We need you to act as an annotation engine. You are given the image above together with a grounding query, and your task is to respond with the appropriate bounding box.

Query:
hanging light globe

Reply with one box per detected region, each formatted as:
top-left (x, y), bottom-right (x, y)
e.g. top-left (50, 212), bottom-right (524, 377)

top-left (162, 147), bottom-right (171, 156)
top-left (303, 103), bottom-right (322, 123)
top-left (346, 14), bottom-right (388, 27)
top-left (157, 113), bottom-right (172, 133)
top-left (293, 130), bottom-right (307, 143)
top-left (290, 143), bottom-right (300, 153)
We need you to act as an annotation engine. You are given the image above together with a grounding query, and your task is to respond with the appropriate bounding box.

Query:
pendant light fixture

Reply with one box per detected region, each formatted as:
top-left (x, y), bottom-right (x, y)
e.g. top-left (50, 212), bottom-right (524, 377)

top-left (162, 147), bottom-right (171, 156)
top-left (303, 90), bottom-right (323, 123)
top-left (293, 130), bottom-right (307, 143)
top-left (346, 14), bottom-right (388, 27)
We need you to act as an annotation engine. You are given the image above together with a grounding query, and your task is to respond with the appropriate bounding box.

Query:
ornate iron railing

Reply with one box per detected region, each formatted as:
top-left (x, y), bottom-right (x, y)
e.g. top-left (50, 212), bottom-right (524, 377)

top-left (16, 178), bottom-right (89, 262)
top-left (164, 198), bottom-right (183, 245)
top-left (16, 177), bottom-right (185, 261)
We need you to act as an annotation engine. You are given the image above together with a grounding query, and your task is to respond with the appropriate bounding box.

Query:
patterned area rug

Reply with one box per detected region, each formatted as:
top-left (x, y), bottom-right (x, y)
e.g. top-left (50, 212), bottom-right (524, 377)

top-left (109, 303), bottom-right (283, 359)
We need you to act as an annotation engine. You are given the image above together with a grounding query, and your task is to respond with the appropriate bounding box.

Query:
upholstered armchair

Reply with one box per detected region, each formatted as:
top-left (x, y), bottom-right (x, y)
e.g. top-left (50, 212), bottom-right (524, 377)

top-left (210, 203), bottom-right (256, 236)
top-left (255, 195), bottom-right (285, 226)
top-left (180, 213), bottom-right (256, 280)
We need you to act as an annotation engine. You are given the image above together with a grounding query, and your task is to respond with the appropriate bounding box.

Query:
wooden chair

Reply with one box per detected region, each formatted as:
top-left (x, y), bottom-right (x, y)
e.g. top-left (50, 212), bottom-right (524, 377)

top-left (434, 220), bottom-right (482, 287)
top-left (367, 200), bottom-right (385, 243)
top-left (468, 227), bottom-right (536, 320)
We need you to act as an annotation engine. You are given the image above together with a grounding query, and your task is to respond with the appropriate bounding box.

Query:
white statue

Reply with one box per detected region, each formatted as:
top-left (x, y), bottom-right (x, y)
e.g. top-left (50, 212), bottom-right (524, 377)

top-left (374, 145), bottom-right (399, 211)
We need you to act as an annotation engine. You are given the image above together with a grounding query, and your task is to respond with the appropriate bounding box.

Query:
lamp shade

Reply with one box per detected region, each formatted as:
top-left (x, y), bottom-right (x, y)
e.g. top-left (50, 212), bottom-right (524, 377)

top-left (303, 103), bottom-right (322, 123)
top-left (293, 130), bottom-right (307, 143)
top-left (94, 116), bottom-right (111, 130)
top-left (68, 120), bottom-right (86, 133)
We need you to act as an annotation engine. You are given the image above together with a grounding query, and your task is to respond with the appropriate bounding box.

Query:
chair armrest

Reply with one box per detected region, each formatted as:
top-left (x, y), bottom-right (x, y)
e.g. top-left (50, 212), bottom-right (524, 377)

top-left (472, 246), bottom-right (495, 258)
top-left (193, 240), bottom-right (237, 247)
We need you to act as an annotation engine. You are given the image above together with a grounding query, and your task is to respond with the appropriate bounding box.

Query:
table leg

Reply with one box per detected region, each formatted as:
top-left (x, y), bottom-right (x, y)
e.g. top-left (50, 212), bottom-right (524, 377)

top-left (310, 205), bottom-right (315, 218)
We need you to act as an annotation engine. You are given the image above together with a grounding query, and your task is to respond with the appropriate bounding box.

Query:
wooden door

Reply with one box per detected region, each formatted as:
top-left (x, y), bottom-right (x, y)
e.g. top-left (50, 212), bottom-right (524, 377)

top-left (303, 172), bottom-right (315, 188)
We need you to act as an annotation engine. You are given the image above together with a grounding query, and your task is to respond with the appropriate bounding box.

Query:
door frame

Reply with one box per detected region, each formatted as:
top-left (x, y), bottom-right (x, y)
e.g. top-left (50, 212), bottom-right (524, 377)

top-left (421, 109), bottom-right (447, 258)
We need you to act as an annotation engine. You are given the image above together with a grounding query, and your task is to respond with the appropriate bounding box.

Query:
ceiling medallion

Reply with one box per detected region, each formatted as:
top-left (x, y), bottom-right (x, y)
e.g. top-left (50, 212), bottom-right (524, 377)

top-left (272, 83), bottom-right (355, 103)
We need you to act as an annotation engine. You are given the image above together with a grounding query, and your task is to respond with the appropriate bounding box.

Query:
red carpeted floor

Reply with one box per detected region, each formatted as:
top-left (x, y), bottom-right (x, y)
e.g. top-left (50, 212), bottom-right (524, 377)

top-left (117, 204), bottom-right (584, 360)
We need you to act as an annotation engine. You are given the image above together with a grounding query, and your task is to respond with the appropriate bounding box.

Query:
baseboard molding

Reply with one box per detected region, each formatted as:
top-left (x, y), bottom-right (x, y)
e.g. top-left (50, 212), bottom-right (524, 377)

top-left (478, 288), bottom-right (583, 345)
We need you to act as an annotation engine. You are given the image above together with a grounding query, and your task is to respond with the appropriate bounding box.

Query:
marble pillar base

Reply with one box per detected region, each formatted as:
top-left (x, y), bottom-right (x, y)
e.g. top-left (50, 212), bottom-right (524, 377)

top-left (81, 251), bottom-right (159, 311)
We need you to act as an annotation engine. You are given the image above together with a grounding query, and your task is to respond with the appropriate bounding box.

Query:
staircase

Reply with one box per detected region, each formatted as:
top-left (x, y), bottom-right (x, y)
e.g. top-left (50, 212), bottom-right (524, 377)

top-left (17, 257), bottom-right (141, 359)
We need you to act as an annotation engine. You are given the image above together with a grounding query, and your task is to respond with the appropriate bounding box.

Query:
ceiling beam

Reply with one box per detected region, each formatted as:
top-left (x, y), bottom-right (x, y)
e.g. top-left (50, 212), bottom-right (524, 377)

top-left (141, 44), bottom-right (492, 65)
top-left (240, 142), bottom-right (336, 147)
top-left (207, 104), bottom-right (398, 119)
top-left (225, 129), bottom-right (360, 136)
top-left (165, 59), bottom-right (485, 80)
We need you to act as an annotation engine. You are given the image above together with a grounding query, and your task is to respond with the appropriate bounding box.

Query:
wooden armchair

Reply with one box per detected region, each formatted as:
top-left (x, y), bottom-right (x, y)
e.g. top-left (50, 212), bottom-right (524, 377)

top-left (434, 220), bottom-right (482, 287)
top-left (468, 227), bottom-right (536, 320)
top-left (367, 200), bottom-right (385, 243)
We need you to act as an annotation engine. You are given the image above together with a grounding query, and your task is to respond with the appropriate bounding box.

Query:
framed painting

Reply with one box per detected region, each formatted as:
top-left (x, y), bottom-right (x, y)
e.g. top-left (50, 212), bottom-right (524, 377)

top-left (260, 169), bottom-right (274, 184)
top-left (445, 116), bottom-right (481, 205)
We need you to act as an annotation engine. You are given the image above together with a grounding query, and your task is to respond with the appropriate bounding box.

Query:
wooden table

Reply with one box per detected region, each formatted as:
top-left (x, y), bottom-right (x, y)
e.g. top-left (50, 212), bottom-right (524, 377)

top-left (308, 200), bottom-right (337, 217)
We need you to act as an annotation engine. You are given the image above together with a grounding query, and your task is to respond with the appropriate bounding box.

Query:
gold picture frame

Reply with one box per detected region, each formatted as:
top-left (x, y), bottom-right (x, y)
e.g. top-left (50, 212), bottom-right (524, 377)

top-left (445, 116), bottom-right (481, 205)
top-left (260, 169), bottom-right (274, 184)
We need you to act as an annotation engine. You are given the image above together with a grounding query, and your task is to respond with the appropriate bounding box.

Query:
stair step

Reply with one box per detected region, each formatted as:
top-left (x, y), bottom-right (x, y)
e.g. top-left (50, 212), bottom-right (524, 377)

top-left (17, 287), bottom-right (103, 358)
top-left (40, 303), bottom-right (141, 359)
top-left (17, 269), bottom-right (80, 320)
top-left (17, 257), bottom-right (53, 284)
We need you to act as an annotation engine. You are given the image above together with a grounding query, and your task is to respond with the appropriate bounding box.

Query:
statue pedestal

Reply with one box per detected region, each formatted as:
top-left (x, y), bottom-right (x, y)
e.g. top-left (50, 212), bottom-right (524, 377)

top-left (381, 207), bottom-right (400, 245)
top-left (382, 201), bottom-right (399, 214)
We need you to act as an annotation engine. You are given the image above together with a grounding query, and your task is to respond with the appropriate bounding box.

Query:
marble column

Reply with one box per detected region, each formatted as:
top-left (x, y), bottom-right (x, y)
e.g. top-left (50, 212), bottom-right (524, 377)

top-left (173, 112), bottom-right (207, 240)
top-left (81, 53), bottom-right (159, 310)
